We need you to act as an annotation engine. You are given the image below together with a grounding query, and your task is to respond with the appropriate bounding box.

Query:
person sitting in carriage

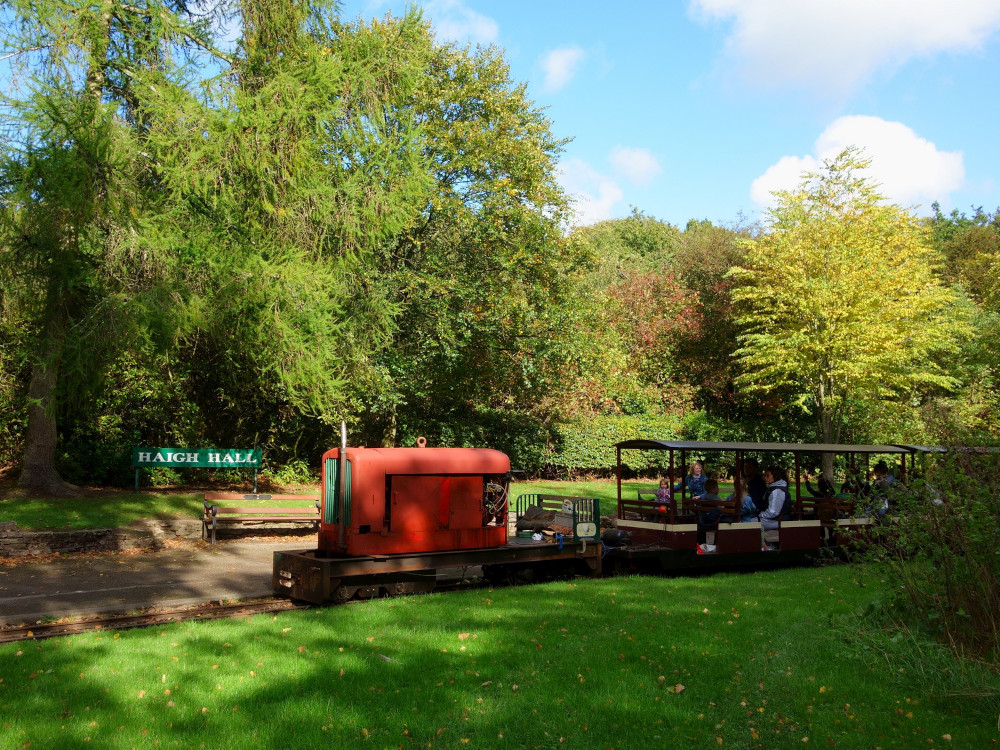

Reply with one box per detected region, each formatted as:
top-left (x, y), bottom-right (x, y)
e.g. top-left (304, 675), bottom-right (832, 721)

top-left (759, 466), bottom-right (793, 549)
top-left (675, 460), bottom-right (708, 502)
top-left (868, 461), bottom-right (894, 519)
top-left (742, 458), bottom-right (767, 516)
top-left (696, 479), bottom-right (726, 545)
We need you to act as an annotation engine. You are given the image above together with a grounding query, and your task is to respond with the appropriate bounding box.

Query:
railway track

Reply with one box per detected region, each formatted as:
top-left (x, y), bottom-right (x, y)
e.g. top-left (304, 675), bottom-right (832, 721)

top-left (0, 574), bottom-right (495, 644)
top-left (0, 599), bottom-right (310, 644)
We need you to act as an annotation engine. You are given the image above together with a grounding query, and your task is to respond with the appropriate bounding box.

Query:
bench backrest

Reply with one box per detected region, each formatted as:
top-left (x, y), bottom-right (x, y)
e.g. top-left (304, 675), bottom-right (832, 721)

top-left (513, 493), bottom-right (600, 541)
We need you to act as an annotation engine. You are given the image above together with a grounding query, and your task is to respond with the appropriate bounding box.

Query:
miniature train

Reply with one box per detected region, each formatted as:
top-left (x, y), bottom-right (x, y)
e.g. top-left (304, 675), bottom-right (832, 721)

top-left (273, 435), bottom-right (947, 603)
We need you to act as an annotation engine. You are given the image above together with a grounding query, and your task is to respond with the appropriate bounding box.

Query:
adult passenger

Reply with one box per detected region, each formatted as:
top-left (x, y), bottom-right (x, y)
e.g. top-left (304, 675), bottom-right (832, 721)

top-left (870, 461), bottom-right (893, 518)
top-left (804, 471), bottom-right (846, 525)
top-left (804, 472), bottom-right (836, 499)
top-left (742, 458), bottom-right (767, 516)
top-left (675, 460), bottom-right (708, 502)
top-left (759, 466), bottom-right (792, 550)
top-left (696, 478), bottom-right (725, 547)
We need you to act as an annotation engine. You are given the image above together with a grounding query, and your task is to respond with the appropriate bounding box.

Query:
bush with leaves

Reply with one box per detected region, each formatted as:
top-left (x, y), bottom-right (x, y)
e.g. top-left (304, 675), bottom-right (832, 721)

top-left (859, 450), bottom-right (1000, 666)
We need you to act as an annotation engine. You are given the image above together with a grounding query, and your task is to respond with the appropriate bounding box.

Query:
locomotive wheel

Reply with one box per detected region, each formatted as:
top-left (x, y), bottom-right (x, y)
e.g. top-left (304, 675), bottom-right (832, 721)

top-left (512, 566), bottom-right (539, 584)
top-left (388, 581), bottom-right (435, 596)
top-left (482, 564), bottom-right (513, 586)
top-left (333, 585), bottom-right (359, 603)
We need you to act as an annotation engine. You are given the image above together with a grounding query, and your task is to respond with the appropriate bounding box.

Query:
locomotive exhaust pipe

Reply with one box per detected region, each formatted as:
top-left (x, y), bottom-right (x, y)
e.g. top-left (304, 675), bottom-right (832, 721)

top-left (338, 421), bottom-right (347, 549)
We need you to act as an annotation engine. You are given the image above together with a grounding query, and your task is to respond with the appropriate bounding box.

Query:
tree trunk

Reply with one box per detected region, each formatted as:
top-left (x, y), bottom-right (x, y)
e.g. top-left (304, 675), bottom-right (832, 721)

top-left (819, 388), bottom-right (835, 482)
top-left (380, 405), bottom-right (397, 448)
top-left (16, 327), bottom-right (78, 496)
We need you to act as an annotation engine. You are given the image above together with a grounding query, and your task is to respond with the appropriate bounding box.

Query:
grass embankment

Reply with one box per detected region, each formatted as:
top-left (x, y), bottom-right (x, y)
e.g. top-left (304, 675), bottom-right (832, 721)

top-left (1, 566), bottom-right (996, 749)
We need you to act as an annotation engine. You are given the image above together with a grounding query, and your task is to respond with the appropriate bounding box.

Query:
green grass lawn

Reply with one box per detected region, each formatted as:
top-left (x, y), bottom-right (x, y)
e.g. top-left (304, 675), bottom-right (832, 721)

top-left (0, 491), bottom-right (320, 531)
top-left (1, 565), bottom-right (996, 749)
top-left (0, 477), bottom-right (823, 531)
top-left (1, 479), bottom-right (639, 531)
top-left (510, 478), bottom-right (738, 514)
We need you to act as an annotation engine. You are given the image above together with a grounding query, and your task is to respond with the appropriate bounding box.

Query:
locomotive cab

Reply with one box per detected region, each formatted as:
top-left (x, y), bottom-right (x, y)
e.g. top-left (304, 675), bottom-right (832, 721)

top-left (318, 446), bottom-right (511, 556)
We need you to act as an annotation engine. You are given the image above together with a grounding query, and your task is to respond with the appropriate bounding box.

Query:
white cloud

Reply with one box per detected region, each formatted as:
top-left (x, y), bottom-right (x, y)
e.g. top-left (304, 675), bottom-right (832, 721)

top-left (608, 146), bottom-right (662, 186)
top-left (558, 158), bottom-right (625, 226)
top-left (423, 0), bottom-right (499, 45)
top-left (541, 47), bottom-right (586, 93)
top-left (691, 0), bottom-right (1000, 94)
top-left (751, 115), bottom-right (964, 210)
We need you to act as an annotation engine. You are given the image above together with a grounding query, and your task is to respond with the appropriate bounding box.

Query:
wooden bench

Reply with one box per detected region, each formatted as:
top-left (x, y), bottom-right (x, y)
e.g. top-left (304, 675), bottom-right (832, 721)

top-left (512, 493), bottom-right (600, 540)
top-left (625, 491), bottom-right (739, 523)
top-left (202, 494), bottom-right (320, 544)
top-left (621, 493), bottom-right (670, 521)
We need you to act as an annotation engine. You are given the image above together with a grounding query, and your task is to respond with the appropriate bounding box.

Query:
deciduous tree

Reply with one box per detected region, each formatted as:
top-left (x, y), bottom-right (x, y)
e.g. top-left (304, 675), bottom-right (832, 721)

top-left (354, 36), bottom-right (590, 449)
top-left (730, 148), bottom-right (969, 476)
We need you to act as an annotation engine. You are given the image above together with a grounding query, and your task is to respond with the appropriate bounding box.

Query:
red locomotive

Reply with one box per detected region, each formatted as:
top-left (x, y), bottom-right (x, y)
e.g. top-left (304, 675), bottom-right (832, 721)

top-left (317, 441), bottom-right (511, 555)
top-left (275, 433), bottom-right (602, 603)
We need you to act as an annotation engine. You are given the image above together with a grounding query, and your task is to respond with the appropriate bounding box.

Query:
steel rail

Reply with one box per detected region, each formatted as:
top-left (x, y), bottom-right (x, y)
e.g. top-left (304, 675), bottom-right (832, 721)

top-left (0, 599), bottom-right (310, 644)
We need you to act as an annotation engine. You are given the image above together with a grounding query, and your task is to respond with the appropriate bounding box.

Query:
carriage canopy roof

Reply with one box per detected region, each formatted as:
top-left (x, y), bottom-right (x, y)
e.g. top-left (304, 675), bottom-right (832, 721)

top-left (614, 440), bottom-right (919, 454)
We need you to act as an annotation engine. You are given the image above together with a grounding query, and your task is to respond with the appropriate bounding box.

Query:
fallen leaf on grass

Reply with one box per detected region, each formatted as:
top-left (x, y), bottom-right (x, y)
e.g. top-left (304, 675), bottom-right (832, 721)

top-left (674, 684), bottom-right (685, 694)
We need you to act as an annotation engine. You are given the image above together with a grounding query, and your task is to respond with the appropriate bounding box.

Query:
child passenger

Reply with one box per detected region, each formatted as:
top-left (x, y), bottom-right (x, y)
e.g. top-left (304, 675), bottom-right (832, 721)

top-left (655, 477), bottom-right (672, 504)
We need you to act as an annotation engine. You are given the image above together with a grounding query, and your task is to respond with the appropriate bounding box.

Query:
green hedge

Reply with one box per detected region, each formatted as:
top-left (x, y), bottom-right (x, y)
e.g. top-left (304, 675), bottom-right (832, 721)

top-left (544, 413), bottom-right (686, 476)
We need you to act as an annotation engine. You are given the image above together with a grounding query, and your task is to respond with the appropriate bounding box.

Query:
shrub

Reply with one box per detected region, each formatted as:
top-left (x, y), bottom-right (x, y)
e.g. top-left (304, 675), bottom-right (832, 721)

top-left (859, 450), bottom-right (1000, 666)
top-left (543, 413), bottom-right (685, 476)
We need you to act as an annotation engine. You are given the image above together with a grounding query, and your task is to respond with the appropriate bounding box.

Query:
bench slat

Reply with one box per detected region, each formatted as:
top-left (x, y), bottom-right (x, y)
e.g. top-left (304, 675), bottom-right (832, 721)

top-left (202, 495), bottom-right (320, 543)
top-left (208, 516), bottom-right (317, 523)
top-left (212, 505), bottom-right (319, 518)
top-left (203, 493), bottom-right (318, 501)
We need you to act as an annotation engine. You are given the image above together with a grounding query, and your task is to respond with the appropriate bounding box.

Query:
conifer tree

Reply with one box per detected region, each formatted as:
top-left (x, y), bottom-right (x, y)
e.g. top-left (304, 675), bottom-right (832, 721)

top-left (1, 0), bottom-right (212, 494)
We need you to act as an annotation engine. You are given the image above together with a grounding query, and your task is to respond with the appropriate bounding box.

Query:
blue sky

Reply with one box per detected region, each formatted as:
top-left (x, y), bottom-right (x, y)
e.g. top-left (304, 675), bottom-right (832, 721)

top-left (344, 0), bottom-right (1000, 228)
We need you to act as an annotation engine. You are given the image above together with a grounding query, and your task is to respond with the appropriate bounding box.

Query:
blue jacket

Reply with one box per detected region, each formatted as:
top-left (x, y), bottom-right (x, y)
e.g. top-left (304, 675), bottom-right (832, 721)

top-left (675, 473), bottom-right (708, 498)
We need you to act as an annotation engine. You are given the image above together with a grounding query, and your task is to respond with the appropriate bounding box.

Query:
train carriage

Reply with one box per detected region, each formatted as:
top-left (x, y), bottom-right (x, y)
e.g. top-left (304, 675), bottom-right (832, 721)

top-left (606, 439), bottom-right (924, 571)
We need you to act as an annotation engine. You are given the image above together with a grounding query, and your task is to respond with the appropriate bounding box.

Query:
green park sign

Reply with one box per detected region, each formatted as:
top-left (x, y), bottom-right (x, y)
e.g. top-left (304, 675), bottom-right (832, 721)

top-left (132, 448), bottom-right (262, 468)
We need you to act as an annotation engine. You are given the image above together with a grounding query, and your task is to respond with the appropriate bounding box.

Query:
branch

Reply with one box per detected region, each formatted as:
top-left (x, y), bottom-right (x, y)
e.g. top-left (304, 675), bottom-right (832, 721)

top-left (0, 45), bottom-right (49, 63)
